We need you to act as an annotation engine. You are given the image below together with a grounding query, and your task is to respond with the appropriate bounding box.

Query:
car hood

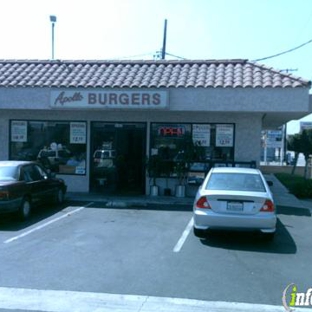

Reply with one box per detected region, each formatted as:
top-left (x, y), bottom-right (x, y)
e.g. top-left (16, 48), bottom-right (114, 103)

top-left (0, 179), bottom-right (23, 186)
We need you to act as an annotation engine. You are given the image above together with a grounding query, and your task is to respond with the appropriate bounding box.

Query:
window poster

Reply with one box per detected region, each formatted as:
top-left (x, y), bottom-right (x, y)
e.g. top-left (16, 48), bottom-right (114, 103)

top-left (192, 124), bottom-right (210, 147)
top-left (70, 122), bottom-right (86, 144)
top-left (216, 124), bottom-right (234, 147)
top-left (11, 121), bottom-right (27, 142)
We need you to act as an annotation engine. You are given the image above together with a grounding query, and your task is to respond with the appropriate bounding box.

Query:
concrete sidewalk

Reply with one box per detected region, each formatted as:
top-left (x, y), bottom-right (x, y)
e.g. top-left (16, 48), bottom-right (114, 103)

top-left (265, 174), bottom-right (312, 211)
top-left (66, 191), bottom-right (194, 208)
top-left (66, 175), bottom-right (311, 211)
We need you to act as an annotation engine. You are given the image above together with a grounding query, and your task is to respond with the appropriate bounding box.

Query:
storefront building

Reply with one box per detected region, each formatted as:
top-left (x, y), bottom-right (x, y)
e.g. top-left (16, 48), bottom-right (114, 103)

top-left (0, 59), bottom-right (311, 196)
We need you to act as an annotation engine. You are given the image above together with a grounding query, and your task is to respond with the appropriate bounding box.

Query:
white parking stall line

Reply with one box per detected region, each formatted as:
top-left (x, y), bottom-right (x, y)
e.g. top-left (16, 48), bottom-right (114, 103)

top-left (173, 217), bottom-right (194, 253)
top-left (0, 286), bottom-right (297, 312)
top-left (4, 202), bottom-right (94, 244)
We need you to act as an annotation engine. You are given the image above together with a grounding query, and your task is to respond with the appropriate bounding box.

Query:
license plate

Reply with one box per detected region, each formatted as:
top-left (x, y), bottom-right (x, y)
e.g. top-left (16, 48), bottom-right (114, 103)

top-left (227, 202), bottom-right (243, 211)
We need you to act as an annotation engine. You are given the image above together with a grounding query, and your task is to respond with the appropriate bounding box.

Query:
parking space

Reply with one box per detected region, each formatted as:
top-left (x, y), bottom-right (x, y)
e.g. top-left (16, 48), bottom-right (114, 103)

top-left (0, 199), bottom-right (311, 310)
top-left (0, 201), bottom-right (85, 243)
top-left (0, 201), bottom-right (194, 292)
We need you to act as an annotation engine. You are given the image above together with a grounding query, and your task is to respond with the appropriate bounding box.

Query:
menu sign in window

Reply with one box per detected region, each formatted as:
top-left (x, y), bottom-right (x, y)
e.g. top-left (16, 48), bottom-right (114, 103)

top-left (70, 122), bottom-right (86, 144)
top-left (192, 124), bottom-right (210, 147)
top-left (11, 121), bottom-right (27, 142)
top-left (216, 124), bottom-right (234, 147)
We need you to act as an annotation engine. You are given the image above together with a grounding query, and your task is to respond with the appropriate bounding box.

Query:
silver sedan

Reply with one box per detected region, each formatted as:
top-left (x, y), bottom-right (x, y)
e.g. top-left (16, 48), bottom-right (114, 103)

top-left (193, 167), bottom-right (277, 240)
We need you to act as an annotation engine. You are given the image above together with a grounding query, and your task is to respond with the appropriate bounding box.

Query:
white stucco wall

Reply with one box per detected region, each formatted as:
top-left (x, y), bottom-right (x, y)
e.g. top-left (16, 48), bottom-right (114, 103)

top-left (234, 114), bottom-right (262, 161)
top-left (169, 87), bottom-right (310, 112)
top-left (0, 87), bottom-right (310, 113)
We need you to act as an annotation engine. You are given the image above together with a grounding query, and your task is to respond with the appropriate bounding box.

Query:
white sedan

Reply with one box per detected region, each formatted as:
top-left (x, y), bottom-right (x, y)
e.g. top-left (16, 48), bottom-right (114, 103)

top-left (193, 167), bottom-right (276, 240)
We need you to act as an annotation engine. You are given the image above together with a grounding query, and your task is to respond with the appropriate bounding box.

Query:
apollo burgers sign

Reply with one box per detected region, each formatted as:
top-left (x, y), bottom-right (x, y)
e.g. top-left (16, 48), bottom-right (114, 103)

top-left (50, 90), bottom-right (168, 109)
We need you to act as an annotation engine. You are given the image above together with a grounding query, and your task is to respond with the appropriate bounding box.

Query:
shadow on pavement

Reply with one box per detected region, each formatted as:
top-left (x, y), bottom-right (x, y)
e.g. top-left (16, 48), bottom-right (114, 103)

top-left (0, 201), bottom-right (72, 232)
top-left (200, 219), bottom-right (296, 254)
top-left (277, 205), bottom-right (311, 217)
top-left (87, 202), bottom-right (193, 212)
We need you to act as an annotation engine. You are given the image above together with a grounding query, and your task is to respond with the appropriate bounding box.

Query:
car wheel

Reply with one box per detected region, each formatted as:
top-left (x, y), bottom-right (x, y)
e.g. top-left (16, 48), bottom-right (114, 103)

top-left (193, 227), bottom-right (206, 238)
top-left (18, 198), bottom-right (31, 220)
top-left (55, 188), bottom-right (65, 204)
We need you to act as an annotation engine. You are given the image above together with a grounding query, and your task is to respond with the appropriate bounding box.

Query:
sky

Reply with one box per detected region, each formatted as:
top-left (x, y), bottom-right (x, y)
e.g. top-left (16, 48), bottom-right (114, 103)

top-left (1, 0), bottom-right (312, 133)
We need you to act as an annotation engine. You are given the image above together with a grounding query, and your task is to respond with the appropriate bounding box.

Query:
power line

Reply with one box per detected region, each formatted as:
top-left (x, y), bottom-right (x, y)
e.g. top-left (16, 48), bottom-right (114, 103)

top-left (154, 50), bottom-right (187, 60)
top-left (109, 52), bottom-right (156, 60)
top-left (115, 36), bottom-right (312, 63)
top-left (165, 52), bottom-right (187, 60)
top-left (252, 38), bottom-right (312, 62)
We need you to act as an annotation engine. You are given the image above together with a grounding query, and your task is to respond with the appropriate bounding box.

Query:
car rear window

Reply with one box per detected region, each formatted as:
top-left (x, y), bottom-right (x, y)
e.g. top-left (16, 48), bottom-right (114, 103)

top-left (206, 172), bottom-right (266, 192)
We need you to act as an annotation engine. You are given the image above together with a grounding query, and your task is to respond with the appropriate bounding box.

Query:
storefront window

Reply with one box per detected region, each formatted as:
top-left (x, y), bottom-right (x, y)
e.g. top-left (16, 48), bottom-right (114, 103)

top-left (10, 120), bottom-right (87, 175)
top-left (150, 123), bottom-right (235, 177)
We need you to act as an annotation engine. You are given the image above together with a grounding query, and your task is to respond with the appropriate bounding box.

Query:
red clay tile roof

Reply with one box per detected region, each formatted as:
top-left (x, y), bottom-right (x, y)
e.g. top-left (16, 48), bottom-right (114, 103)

top-left (0, 59), bottom-right (310, 89)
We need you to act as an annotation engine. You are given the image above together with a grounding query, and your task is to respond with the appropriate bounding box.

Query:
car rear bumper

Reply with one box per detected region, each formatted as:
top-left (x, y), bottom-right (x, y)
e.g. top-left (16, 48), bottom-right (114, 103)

top-left (193, 209), bottom-right (277, 233)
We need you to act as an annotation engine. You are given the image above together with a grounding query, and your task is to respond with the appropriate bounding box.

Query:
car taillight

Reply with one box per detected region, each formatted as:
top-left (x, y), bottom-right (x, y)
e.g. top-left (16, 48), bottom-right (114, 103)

top-left (0, 190), bottom-right (9, 200)
top-left (260, 199), bottom-right (275, 212)
top-left (195, 196), bottom-right (211, 209)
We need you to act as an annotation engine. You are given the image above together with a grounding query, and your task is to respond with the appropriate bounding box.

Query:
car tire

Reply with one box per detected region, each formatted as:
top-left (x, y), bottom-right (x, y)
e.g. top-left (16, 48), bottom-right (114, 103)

top-left (193, 227), bottom-right (206, 238)
top-left (18, 198), bottom-right (31, 220)
top-left (55, 188), bottom-right (65, 204)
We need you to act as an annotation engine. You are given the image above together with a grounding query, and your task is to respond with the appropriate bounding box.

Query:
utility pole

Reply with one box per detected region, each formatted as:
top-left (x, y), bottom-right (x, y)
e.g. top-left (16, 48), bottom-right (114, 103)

top-left (161, 19), bottom-right (167, 60)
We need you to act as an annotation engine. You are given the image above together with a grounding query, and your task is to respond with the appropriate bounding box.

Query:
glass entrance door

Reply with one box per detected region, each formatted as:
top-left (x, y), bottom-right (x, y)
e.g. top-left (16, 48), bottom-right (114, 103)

top-left (90, 122), bottom-right (146, 195)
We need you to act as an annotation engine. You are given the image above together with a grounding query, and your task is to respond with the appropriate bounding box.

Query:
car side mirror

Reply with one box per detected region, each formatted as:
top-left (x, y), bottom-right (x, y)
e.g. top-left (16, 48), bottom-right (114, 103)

top-left (267, 180), bottom-right (273, 187)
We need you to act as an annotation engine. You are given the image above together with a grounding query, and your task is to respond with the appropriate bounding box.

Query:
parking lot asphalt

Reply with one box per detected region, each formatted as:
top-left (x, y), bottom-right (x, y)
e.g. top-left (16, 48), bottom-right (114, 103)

top-left (1, 174), bottom-right (311, 312)
top-left (66, 174), bottom-right (312, 211)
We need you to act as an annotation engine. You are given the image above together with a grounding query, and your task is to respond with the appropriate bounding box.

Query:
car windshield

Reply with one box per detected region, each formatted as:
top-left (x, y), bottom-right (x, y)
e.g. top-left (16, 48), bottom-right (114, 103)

top-left (0, 166), bottom-right (18, 181)
top-left (206, 172), bottom-right (266, 192)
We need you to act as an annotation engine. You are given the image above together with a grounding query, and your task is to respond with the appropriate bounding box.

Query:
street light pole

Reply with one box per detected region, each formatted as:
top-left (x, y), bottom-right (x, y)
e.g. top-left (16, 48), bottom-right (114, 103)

top-left (50, 15), bottom-right (57, 60)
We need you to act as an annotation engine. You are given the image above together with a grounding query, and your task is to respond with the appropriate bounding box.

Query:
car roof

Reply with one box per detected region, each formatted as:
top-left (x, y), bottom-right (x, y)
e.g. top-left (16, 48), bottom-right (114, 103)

top-left (210, 167), bottom-right (261, 174)
top-left (0, 160), bottom-right (35, 167)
